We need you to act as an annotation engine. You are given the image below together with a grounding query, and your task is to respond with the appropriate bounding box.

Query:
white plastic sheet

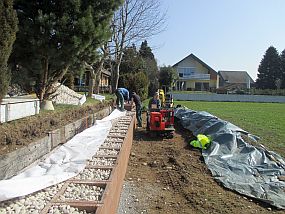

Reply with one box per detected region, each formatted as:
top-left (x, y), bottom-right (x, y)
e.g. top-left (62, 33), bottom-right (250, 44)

top-left (0, 109), bottom-right (126, 202)
top-left (79, 94), bottom-right (86, 105)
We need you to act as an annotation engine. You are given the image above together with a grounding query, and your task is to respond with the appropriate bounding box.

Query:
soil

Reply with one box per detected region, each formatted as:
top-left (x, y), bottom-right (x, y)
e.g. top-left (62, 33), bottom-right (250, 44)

top-left (118, 114), bottom-right (285, 214)
top-left (0, 101), bottom-right (112, 155)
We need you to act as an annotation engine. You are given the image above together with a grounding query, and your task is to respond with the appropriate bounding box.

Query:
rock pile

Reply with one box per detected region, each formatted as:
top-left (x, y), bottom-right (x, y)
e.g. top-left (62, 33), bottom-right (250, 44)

top-left (49, 83), bottom-right (86, 105)
top-left (0, 183), bottom-right (64, 213)
top-left (6, 84), bottom-right (27, 97)
top-left (88, 157), bottom-right (116, 166)
top-left (74, 168), bottom-right (111, 181)
top-left (48, 204), bottom-right (92, 214)
top-left (60, 183), bottom-right (104, 201)
top-left (102, 140), bottom-right (122, 149)
top-left (95, 148), bottom-right (119, 156)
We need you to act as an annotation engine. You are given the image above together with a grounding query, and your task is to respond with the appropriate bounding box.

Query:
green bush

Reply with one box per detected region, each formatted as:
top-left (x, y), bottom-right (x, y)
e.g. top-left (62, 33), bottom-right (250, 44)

top-left (0, 0), bottom-right (18, 102)
top-left (250, 88), bottom-right (285, 96)
top-left (119, 71), bottom-right (149, 100)
top-left (0, 65), bottom-right (10, 101)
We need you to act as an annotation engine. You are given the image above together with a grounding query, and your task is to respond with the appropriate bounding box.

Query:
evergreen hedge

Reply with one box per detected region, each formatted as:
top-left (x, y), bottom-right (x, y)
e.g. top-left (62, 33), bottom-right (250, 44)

top-left (0, 0), bottom-right (18, 102)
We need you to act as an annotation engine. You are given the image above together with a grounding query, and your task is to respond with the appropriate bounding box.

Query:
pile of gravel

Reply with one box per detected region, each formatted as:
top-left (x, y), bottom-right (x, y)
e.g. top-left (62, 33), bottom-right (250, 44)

top-left (59, 183), bottom-right (104, 201)
top-left (49, 83), bottom-right (86, 105)
top-left (6, 84), bottom-right (27, 97)
top-left (0, 183), bottom-right (64, 213)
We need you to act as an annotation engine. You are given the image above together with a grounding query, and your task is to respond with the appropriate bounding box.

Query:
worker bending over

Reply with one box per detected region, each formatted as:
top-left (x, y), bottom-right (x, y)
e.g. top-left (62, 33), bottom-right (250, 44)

top-left (115, 88), bottom-right (129, 111)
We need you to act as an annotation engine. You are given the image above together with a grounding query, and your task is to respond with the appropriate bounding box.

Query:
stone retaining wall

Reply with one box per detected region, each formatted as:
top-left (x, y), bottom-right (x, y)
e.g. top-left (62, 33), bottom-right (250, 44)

top-left (0, 106), bottom-right (112, 180)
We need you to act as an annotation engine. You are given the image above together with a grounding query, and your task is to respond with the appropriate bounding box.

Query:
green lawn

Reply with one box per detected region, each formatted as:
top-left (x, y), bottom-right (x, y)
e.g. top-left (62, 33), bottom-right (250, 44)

top-left (175, 101), bottom-right (285, 157)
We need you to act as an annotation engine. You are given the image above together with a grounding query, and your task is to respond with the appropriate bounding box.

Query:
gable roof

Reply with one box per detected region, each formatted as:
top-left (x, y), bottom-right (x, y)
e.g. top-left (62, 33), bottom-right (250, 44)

top-left (218, 71), bottom-right (254, 84)
top-left (172, 53), bottom-right (217, 74)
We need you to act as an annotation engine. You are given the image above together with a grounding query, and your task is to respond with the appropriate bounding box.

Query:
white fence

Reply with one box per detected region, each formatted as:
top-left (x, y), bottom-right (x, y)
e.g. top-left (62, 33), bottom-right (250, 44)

top-left (173, 93), bottom-right (285, 103)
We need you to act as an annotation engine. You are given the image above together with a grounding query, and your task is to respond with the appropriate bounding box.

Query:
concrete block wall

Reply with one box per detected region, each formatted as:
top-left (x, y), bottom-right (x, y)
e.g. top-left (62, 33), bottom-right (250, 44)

top-left (0, 106), bottom-right (112, 180)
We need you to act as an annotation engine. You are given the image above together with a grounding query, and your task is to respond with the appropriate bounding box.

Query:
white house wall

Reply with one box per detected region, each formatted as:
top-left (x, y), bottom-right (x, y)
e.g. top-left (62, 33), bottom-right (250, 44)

top-left (174, 56), bottom-right (217, 90)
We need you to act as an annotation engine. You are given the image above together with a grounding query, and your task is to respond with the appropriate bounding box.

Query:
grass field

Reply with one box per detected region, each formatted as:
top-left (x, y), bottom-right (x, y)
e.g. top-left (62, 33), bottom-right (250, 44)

top-left (175, 101), bottom-right (285, 157)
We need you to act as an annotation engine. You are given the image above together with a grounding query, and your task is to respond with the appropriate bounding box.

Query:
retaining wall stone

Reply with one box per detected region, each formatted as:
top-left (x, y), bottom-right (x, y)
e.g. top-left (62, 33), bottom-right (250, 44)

top-left (0, 136), bottom-right (51, 179)
top-left (0, 106), bottom-right (112, 180)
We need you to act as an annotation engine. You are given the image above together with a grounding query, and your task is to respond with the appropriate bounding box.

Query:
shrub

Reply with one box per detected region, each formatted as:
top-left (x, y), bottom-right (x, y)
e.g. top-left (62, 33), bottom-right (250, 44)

top-left (0, 65), bottom-right (10, 101)
top-left (0, 0), bottom-right (18, 102)
top-left (250, 88), bottom-right (285, 96)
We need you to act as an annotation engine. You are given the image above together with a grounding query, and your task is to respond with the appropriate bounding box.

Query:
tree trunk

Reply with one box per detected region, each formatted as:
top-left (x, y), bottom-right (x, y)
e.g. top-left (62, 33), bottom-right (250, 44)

top-left (114, 62), bottom-right (120, 90)
top-left (94, 59), bottom-right (105, 94)
top-left (39, 58), bottom-right (49, 101)
top-left (111, 56), bottom-right (122, 93)
top-left (111, 69), bottom-right (117, 93)
top-left (88, 74), bottom-right (95, 97)
top-left (44, 66), bottom-right (69, 100)
top-left (94, 71), bottom-right (101, 94)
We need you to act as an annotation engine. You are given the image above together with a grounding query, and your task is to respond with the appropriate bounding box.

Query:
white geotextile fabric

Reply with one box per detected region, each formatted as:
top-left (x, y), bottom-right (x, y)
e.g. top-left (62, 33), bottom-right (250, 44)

top-left (0, 109), bottom-right (126, 202)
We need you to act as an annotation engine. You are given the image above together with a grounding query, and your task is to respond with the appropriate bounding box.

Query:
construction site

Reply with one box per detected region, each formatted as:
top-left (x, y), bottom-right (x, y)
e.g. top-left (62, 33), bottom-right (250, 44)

top-left (1, 0), bottom-right (285, 213)
top-left (0, 85), bottom-right (284, 214)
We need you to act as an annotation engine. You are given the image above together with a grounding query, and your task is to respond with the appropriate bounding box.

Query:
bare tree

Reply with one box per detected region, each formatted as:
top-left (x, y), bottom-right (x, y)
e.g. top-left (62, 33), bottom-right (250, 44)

top-left (109, 0), bottom-right (166, 92)
top-left (85, 44), bottom-right (109, 97)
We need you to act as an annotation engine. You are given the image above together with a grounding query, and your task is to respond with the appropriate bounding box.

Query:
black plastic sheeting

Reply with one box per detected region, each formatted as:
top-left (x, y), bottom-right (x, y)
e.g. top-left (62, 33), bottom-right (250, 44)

top-left (175, 108), bottom-right (285, 209)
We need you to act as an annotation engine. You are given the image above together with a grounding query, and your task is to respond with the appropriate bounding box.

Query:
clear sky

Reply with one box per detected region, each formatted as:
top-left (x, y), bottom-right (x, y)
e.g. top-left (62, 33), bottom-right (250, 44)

top-left (150, 0), bottom-right (285, 80)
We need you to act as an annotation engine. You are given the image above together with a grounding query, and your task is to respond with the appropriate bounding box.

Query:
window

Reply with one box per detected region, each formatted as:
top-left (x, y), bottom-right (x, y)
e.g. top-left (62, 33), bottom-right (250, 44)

top-left (195, 82), bottom-right (209, 91)
top-left (177, 67), bottom-right (196, 78)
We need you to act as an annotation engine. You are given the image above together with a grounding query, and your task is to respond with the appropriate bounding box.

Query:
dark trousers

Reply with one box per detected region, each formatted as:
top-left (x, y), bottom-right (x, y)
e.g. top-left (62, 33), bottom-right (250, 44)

top-left (136, 105), bottom-right (142, 126)
top-left (116, 92), bottom-right (124, 111)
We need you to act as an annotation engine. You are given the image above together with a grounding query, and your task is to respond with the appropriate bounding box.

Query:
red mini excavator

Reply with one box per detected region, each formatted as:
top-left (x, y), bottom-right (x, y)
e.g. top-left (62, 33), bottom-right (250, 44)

top-left (147, 90), bottom-right (175, 138)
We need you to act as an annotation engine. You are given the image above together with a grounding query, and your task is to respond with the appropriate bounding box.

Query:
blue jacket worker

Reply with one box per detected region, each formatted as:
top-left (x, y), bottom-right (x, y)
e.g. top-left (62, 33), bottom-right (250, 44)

top-left (115, 88), bottom-right (129, 111)
top-left (131, 92), bottom-right (142, 127)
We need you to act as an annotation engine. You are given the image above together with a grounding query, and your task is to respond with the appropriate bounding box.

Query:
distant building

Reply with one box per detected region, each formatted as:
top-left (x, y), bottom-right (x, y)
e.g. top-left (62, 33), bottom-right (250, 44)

top-left (74, 68), bottom-right (111, 93)
top-left (218, 70), bottom-right (254, 90)
top-left (100, 69), bottom-right (111, 93)
top-left (172, 53), bottom-right (218, 91)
